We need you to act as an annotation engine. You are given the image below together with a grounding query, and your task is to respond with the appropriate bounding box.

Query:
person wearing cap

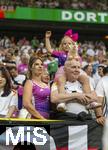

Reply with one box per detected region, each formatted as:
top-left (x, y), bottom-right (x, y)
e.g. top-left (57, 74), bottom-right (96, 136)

top-left (86, 48), bottom-right (95, 63)
top-left (87, 48), bottom-right (95, 56)
top-left (82, 48), bottom-right (98, 75)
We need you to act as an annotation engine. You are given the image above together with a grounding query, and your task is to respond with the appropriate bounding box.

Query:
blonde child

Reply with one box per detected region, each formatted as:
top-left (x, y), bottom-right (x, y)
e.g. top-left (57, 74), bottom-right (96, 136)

top-left (45, 30), bottom-right (101, 111)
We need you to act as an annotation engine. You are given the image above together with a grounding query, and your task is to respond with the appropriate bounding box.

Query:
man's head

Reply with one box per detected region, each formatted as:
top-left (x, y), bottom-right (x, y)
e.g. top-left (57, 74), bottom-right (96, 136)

top-left (64, 59), bottom-right (81, 82)
top-left (83, 64), bottom-right (93, 76)
top-left (9, 66), bottom-right (18, 78)
top-left (98, 65), bottom-right (105, 77)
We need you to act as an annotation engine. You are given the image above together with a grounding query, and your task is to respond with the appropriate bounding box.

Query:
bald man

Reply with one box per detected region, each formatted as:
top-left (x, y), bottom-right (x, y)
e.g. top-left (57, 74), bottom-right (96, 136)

top-left (51, 59), bottom-right (103, 150)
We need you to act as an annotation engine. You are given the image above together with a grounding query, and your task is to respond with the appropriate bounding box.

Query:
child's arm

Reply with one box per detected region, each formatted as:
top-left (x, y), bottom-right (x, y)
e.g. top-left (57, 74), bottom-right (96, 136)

top-left (54, 66), bottom-right (66, 93)
top-left (45, 31), bottom-right (53, 54)
top-left (56, 73), bottom-right (67, 112)
top-left (57, 75), bottom-right (66, 93)
top-left (78, 74), bottom-right (91, 93)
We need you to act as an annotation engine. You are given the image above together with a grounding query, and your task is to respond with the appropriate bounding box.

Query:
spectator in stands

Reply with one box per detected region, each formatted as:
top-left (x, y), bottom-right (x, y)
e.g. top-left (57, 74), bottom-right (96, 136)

top-left (23, 56), bottom-right (50, 119)
top-left (17, 53), bottom-right (29, 75)
top-left (97, 64), bottom-right (105, 78)
top-left (82, 48), bottom-right (95, 67)
top-left (83, 64), bottom-right (96, 89)
top-left (2, 51), bottom-right (16, 70)
top-left (93, 64), bottom-right (105, 86)
top-left (48, 0), bottom-right (59, 8)
top-left (35, 0), bottom-right (43, 8)
top-left (95, 49), bottom-right (106, 65)
top-left (95, 66), bottom-right (108, 123)
top-left (45, 30), bottom-right (79, 67)
top-left (78, 0), bottom-right (86, 9)
top-left (71, 0), bottom-right (79, 9)
top-left (51, 59), bottom-right (103, 149)
top-left (36, 42), bottom-right (47, 56)
top-left (0, 66), bottom-right (18, 118)
top-left (45, 30), bottom-right (100, 111)
top-left (0, 36), bottom-right (11, 48)
top-left (20, 40), bottom-right (32, 54)
top-left (45, 30), bottom-right (83, 87)
top-left (9, 66), bottom-right (26, 110)
top-left (31, 36), bottom-right (39, 49)
top-left (41, 67), bottom-right (50, 85)
top-left (9, 36), bottom-right (17, 48)
top-left (17, 37), bottom-right (27, 47)
top-left (1, 0), bottom-right (108, 11)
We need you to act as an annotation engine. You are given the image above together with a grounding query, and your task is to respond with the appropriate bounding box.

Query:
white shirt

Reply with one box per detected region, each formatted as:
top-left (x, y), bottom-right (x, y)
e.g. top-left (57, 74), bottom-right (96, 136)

top-left (95, 76), bottom-right (108, 116)
top-left (13, 74), bottom-right (26, 85)
top-left (93, 71), bottom-right (101, 86)
top-left (0, 90), bottom-right (18, 116)
top-left (65, 81), bottom-right (88, 114)
top-left (95, 78), bottom-right (105, 98)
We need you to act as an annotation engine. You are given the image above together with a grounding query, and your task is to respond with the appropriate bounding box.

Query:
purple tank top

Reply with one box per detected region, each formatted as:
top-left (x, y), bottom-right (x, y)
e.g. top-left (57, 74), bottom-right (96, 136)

top-left (31, 81), bottom-right (50, 119)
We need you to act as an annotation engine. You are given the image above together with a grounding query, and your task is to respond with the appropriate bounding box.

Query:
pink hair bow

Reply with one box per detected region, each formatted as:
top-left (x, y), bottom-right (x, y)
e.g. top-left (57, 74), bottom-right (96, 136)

top-left (64, 29), bottom-right (78, 42)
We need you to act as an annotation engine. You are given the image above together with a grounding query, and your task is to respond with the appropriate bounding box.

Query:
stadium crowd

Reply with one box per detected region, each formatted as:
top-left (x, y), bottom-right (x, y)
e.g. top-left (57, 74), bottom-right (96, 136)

top-left (0, 0), bottom-right (108, 148)
top-left (0, 32), bottom-right (108, 114)
top-left (0, 0), bottom-right (108, 11)
top-left (0, 31), bottom-right (108, 149)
